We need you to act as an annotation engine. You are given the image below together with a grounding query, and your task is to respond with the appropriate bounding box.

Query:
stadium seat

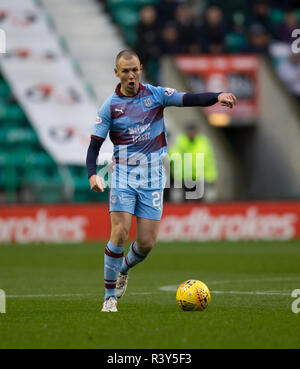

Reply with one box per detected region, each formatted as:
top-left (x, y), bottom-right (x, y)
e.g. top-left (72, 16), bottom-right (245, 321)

top-left (0, 81), bottom-right (11, 97)
top-left (0, 127), bottom-right (39, 147)
top-left (24, 152), bottom-right (66, 203)
top-left (68, 165), bottom-right (109, 202)
top-left (0, 152), bottom-right (19, 202)
top-left (269, 8), bottom-right (285, 24)
top-left (112, 7), bottom-right (140, 28)
top-left (5, 104), bottom-right (27, 122)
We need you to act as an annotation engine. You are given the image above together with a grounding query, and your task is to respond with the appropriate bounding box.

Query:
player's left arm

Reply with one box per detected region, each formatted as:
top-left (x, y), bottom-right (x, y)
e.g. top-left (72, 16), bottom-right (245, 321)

top-left (183, 92), bottom-right (237, 109)
top-left (159, 86), bottom-right (237, 109)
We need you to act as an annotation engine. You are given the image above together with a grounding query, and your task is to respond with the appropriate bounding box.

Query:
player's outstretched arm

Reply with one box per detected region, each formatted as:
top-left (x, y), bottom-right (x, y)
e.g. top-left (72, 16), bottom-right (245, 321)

top-left (86, 136), bottom-right (105, 193)
top-left (217, 93), bottom-right (237, 109)
top-left (182, 92), bottom-right (237, 108)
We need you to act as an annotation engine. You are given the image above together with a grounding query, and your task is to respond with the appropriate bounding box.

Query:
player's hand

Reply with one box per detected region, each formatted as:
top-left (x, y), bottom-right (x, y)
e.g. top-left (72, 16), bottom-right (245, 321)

top-left (218, 93), bottom-right (237, 109)
top-left (89, 174), bottom-right (105, 193)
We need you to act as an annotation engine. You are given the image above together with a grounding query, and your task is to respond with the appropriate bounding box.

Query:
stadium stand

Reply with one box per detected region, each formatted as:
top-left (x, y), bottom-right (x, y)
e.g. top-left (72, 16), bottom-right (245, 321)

top-left (100, 0), bottom-right (300, 84)
top-left (0, 70), bottom-right (65, 204)
top-left (0, 0), bottom-right (112, 204)
top-left (0, 0), bottom-right (299, 204)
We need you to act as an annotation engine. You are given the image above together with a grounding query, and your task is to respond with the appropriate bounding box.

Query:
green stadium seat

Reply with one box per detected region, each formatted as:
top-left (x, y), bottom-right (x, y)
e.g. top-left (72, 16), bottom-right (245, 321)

top-left (0, 127), bottom-right (39, 146)
top-left (269, 8), bottom-right (285, 24)
top-left (23, 152), bottom-right (66, 203)
top-left (108, 0), bottom-right (157, 7)
top-left (113, 7), bottom-right (140, 28)
top-left (123, 26), bottom-right (138, 45)
top-left (0, 81), bottom-right (11, 97)
top-left (226, 32), bottom-right (247, 53)
top-left (5, 104), bottom-right (27, 121)
top-left (0, 152), bottom-right (19, 202)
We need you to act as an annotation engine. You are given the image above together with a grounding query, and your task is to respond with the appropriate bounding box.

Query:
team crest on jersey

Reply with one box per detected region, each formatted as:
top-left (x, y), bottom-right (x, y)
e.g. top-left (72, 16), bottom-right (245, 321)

top-left (95, 116), bottom-right (102, 124)
top-left (143, 97), bottom-right (153, 108)
top-left (111, 195), bottom-right (117, 204)
top-left (164, 88), bottom-right (175, 96)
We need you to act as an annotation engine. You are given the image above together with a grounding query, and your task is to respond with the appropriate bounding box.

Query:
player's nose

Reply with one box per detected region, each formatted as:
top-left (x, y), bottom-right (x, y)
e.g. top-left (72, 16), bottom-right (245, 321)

top-left (129, 72), bottom-right (135, 79)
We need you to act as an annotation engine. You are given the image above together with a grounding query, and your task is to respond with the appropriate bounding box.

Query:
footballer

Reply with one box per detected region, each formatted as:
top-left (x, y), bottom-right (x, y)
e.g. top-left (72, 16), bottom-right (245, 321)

top-left (86, 50), bottom-right (237, 312)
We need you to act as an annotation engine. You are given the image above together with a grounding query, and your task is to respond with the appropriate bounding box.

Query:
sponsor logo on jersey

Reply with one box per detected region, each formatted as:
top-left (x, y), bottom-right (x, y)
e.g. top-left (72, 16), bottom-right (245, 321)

top-left (115, 108), bottom-right (124, 114)
top-left (95, 116), bottom-right (102, 124)
top-left (164, 88), bottom-right (175, 96)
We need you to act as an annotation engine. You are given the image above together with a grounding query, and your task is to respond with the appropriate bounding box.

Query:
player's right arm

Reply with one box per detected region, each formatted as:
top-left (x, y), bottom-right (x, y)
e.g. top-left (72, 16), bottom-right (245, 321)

top-left (86, 97), bottom-right (112, 193)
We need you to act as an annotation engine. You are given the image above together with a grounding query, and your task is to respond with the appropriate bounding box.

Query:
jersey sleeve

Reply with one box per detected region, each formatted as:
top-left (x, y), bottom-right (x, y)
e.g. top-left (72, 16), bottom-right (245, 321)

top-left (157, 86), bottom-right (185, 107)
top-left (92, 97), bottom-right (112, 140)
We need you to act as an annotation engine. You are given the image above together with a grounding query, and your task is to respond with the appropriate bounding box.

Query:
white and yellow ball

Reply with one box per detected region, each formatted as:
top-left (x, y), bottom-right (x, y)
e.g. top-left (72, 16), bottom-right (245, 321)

top-left (176, 280), bottom-right (211, 311)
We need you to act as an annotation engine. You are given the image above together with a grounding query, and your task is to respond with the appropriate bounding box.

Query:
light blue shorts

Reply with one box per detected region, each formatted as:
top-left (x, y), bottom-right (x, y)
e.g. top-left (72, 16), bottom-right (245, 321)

top-left (109, 164), bottom-right (166, 220)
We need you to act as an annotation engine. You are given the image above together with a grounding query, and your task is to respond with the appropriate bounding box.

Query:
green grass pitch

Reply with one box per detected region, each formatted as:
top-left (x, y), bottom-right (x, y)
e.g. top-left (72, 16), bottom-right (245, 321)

top-left (0, 241), bottom-right (300, 349)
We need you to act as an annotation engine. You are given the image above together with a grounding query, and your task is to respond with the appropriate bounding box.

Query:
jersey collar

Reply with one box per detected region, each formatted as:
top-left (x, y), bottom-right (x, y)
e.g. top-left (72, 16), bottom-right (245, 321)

top-left (115, 83), bottom-right (145, 97)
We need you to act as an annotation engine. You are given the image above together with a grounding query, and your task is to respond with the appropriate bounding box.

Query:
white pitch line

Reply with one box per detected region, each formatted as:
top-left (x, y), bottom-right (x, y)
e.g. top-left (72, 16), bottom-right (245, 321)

top-left (212, 290), bottom-right (291, 296)
top-left (7, 293), bottom-right (93, 299)
top-left (7, 289), bottom-right (292, 299)
top-left (6, 292), bottom-right (153, 299)
top-left (159, 285), bottom-right (291, 296)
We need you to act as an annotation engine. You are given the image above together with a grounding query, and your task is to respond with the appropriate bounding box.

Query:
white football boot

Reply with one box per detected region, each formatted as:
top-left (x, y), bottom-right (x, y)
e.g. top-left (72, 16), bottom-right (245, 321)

top-left (116, 272), bottom-right (128, 299)
top-left (101, 296), bottom-right (118, 312)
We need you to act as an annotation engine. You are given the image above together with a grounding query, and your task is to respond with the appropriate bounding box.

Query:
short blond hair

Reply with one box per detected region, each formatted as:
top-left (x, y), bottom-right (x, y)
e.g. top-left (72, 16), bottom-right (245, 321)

top-left (115, 50), bottom-right (140, 66)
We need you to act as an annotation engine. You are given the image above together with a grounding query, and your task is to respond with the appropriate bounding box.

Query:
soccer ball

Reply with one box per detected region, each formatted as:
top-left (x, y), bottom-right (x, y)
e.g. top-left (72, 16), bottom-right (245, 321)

top-left (176, 280), bottom-right (211, 311)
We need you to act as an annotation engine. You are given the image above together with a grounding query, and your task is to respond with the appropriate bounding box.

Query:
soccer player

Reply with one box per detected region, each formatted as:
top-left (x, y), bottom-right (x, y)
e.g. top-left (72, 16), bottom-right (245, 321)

top-left (86, 50), bottom-right (237, 312)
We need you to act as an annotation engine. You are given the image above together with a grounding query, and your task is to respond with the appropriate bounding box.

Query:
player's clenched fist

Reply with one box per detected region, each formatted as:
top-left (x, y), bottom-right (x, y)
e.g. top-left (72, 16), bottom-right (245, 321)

top-left (89, 174), bottom-right (105, 192)
top-left (217, 93), bottom-right (237, 109)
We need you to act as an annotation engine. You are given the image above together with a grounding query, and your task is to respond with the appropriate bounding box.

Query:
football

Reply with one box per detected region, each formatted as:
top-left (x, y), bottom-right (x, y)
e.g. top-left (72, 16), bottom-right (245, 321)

top-left (176, 280), bottom-right (211, 311)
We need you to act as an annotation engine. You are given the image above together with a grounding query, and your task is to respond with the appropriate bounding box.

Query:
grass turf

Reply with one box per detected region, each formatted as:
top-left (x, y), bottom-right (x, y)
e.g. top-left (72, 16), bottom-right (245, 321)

top-left (0, 241), bottom-right (300, 348)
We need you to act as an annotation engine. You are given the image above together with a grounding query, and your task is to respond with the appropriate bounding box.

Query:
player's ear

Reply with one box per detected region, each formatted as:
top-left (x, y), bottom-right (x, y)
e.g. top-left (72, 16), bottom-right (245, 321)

top-left (114, 67), bottom-right (119, 78)
top-left (140, 64), bottom-right (143, 72)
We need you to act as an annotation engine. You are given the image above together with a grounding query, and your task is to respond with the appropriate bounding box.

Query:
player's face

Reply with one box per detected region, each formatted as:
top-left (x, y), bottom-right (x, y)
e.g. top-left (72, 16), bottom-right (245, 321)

top-left (114, 57), bottom-right (143, 96)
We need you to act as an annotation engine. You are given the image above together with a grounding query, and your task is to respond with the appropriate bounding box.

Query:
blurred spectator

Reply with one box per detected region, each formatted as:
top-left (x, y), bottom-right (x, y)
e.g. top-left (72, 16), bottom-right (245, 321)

top-left (174, 4), bottom-right (200, 53)
top-left (199, 6), bottom-right (227, 54)
top-left (207, 0), bottom-right (250, 29)
top-left (226, 13), bottom-right (248, 52)
top-left (160, 23), bottom-right (184, 55)
top-left (135, 6), bottom-right (160, 82)
top-left (247, 0), bottom-right (278, 39)
top-left (242, 23), bottom-right (271, 55)
top-left (277, 52), bottom-right (300, 102)
top-left (277, 10), bottom-right (300, 44)
top-left (270, 0), bottom-right (300, 10)
top-left (168, 123), bottom-right (218, 202)
top-left (155, 0), bottom-right (184, 26)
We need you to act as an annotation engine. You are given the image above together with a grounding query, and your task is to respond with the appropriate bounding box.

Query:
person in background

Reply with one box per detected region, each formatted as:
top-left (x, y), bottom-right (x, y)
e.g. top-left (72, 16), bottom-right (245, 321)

top-left (247, 0), bottom-right (278, 39)
top-left (242, 23), bottom-right (271, 55)
top-left (277, 52), bottom-right (300, 102)
top-left (135, 5), bottom-right (160, 83)
top-left (160, 22), bottom-right (184, 55)
top-left (277, 10), bottom-right (300, 44)
top-left (198, 5), bottom-right (227, 54)
top-left (173, 4), bottom-right (200, 54)
top-left (168, 123), bottom-right (218, 202)
top-left (155, 0), bottom-right (183, 26)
